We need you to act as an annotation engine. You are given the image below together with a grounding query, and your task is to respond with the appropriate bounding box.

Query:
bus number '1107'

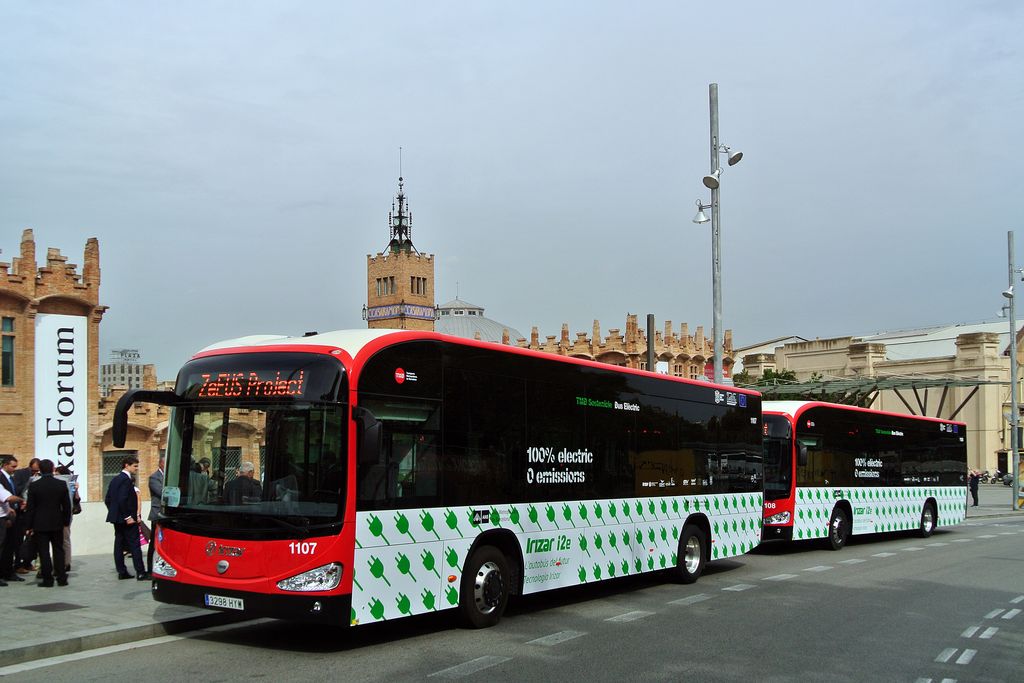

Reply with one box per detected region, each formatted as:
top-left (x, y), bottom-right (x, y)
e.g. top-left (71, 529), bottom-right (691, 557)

top-left (289, 542), bottom-right (317, 555)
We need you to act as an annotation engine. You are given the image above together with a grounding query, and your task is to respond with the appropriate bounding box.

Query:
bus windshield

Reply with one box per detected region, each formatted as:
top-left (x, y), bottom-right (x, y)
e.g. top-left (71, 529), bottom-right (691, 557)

top-left (162, 402), bottom-right (347, 523)
top-left (763, 414), bottom-right (793, 500)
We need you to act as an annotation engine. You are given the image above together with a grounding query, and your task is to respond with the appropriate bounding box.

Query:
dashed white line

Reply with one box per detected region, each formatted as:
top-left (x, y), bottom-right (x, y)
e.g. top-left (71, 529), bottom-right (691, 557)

top-left (978, 534), bottom-right (997, 538)
top-left (960, 626), bottom-right (979, 638)
top-left (926, 542), bottom-right (949, 547)
top-left (606, 610), bottom-right (655, 623)
top-left (839, 558), bottom-right (866, 564)
top-left (722, 583), bottom-right (756, 592)
top-left (984, 609), bottom-right (1004, 619)
top-left (980, 627), bottom-right (998, 639)
top-left (951, 538), bottom-right (972, 543)
top-left (955, 649), bottom-right (976, 665)
top-left (763, 574), bottom-right (798, 581)
top-left (935, 648), bottom-right (957, 663)
top-left (903, 547), bottom-right (924, 552)
top-left (526, 630), bottom-right (586, 647)
top-left (998, 532), bottom-right (1016, 535)
top-left (668, 593), bottom-right (712, 606)
top-left (872, 552), bottom-right (897, 557)
top-left (804, 565), bottom-right (833, 572)
top-left (1001, 608), bottom-right (1021, 620)
top-left (428, 656), bottom-right (511, 679)
top-left (1011, 595), bottom-right (1024, 604)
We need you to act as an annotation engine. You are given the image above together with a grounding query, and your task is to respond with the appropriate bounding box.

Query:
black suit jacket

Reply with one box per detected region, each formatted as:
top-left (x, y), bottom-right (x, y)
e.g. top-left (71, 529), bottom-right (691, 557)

top-left (12, 467), bottom-right (33, 496)
top-left (105, 472), bottom-right (138, 524)
top-left (25, 475), bottom-right (72, 532)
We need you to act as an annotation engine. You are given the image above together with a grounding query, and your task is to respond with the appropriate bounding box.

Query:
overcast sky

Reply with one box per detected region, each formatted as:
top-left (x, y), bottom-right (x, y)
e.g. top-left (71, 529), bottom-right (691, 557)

top-left (2, 1), bottom-right (1022, 377)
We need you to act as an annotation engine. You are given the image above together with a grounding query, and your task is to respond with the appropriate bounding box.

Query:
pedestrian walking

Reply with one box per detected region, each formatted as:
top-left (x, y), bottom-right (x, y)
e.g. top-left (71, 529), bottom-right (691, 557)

top-left (104, 455), bottom-right (148, 580)
top-left (969, 469), bottom-right (980, 507)
top-left (24, 459), bottom-right (72, 587)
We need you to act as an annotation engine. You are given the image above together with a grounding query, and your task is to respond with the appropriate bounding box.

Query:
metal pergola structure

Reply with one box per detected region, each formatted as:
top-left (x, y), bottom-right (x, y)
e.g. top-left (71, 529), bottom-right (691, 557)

top-left (737, 374), bottom-right (1007, 420)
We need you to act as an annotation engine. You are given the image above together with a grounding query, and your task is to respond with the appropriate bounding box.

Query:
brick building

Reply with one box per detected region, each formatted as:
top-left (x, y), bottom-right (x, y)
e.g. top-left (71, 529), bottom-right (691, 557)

top-left (0, 229), bottom-right (106, 500)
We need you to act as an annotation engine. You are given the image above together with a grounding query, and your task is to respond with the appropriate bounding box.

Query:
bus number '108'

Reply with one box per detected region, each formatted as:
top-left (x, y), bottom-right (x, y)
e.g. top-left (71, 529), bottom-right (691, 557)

top-left (764, 502), bottom-right (776, 510)
top-left (289, 542), bottom-right (317, 555)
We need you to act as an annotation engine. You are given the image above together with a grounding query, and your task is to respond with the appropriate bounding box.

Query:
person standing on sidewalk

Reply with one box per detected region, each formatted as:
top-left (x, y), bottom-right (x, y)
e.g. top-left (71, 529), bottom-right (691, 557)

top-left (147, 456), bottom-right (164, 574)
top-left (24, 459), bottom-right (72, 587)
top-left (10, 457), bottom-right (39, 576)
top-left (104, 456), bottom-right (148, 580)
top-left (0, 462), bottom-right (25, 587)
top-left (969, 469), bottom-right (981, 507)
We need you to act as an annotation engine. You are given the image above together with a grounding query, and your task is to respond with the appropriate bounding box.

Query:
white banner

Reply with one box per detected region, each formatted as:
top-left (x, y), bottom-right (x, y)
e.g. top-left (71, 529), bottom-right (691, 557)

top-left (35, 314), bottom-right (90, 501)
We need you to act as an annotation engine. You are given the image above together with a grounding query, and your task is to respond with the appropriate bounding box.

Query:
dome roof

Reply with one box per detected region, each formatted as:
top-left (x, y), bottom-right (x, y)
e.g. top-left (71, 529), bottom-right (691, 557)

top-left (435, 298), bottom-right (525, 344)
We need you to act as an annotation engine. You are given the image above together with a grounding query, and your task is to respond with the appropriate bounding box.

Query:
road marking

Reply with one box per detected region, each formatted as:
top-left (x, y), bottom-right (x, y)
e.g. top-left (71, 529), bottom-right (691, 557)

top-left (999, 532), bottom-right (1016, 535)
top-left (803, 565), bottom-right (832, 572)
top-left (526, 630), bottom-right (586, 647)
top-left (914, 678), bottom-right (957, 683)
top-left (935, 648), bottom-right (957, 663)
top-left (722, 583), bottom-right (755, 592)
top-left (903, 547), bottom-right (924, 552)
top-left (984, 609), bottom-right (1004, 619)
top-left (1011, 595), bottom-right (1024, 604)
top-left (960, 626), bottom-right (979, 638)
top-left (668, 593), bottom-right (712, 606)
top-left (980, 627), bottom-right (998, 639)
top-left (926, 542), bottom-right (948, 547)
top-left (872, 552), bottom-right (897, 557)
top-left (955, 649), bottom-right (976, 665)
top-left (428, 656), bottom-right (511, 679)
top-left (1001, 608), bottom-right (1021, 620)
top-left (951, 539), bottom-right (972, 543)
top-left (763, 574), bottom-right (798, 581)
top-left (839, 558), bottom-right (866, 564)
top-left (978, 534), bottom-right (997, 538)
top-left (606, 610), bottom-right (655, 622)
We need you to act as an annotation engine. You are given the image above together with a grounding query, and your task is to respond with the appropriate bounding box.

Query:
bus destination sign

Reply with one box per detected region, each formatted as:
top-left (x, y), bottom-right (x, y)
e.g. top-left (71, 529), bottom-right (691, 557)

top-left (197, 370), bottom-right (306, 398)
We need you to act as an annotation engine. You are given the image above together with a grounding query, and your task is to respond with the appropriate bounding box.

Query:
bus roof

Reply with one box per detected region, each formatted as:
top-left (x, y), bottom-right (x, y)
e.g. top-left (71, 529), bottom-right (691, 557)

top-left (194, 328), bottom-right (760, 396)
top-left (762, 400), bottom-right (966, 427)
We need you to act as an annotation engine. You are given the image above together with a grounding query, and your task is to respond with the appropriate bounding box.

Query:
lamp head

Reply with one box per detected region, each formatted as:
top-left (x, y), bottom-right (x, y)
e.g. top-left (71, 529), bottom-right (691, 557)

top-left (1003, 286), bottom-right (1015, 299)
top-left (692, 199), bottom-right (710, 224)
top-left (726, 149), bottom-right (743, 166)
top-left (702, 169), bottom-right (722, 190)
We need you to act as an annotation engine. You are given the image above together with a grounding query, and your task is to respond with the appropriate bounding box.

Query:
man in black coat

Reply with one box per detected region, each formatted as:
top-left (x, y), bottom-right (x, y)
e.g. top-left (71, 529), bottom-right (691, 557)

top-left (7, 457), bottom-right (39, 576)
top-left (105, 455), bottom-right (147, 580)
top-left (25, 459), bottom-right (72, 587)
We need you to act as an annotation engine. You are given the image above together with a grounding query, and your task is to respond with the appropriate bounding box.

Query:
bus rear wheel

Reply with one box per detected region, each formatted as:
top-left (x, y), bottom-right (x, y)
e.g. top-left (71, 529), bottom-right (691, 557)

top-left (918, 502), bottom-right (937, 538)
top-left (673, 525), bottom-right (707, 584)
top-left (827, 507), bottom-right (850, 551)
top-left (458, 545), bottom-right (510, 629)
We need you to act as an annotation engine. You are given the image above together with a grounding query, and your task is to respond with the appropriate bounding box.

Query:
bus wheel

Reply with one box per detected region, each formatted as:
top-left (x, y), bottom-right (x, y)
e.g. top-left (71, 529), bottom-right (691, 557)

top-left (673, 525), bottom-right (707, 584)
top-left (459, 545), bottom-right (510, 629)
top-left (918, 502), bottom-right (937, 538)
top-left (827, 507), bottom-right (850, 551)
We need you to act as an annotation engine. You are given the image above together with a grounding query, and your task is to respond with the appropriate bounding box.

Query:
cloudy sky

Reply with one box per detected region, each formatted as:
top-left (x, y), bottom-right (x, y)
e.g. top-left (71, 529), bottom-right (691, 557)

top-left (2, 1), bottom-right (1022, 377)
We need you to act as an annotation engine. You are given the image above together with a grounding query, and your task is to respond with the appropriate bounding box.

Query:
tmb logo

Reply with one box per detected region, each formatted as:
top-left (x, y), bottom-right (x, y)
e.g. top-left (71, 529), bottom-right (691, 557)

top-left (394, 368), bottom-right (406, 384)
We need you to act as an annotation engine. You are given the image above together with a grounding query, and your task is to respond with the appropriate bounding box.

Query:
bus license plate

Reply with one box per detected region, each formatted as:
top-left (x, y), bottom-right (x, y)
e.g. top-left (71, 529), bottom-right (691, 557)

top-left (205, 594), bottom-right (244, 610)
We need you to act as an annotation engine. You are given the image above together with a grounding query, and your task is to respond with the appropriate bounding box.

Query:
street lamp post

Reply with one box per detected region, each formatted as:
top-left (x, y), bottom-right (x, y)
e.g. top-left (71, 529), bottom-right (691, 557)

top-left (1006, 231), bottom-right (1021, 511)
top-left (693, 83), bottom-right (742, 385)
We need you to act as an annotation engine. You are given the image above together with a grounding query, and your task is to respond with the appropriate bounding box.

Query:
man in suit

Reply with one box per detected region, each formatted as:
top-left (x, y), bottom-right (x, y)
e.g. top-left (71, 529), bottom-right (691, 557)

top-left (24, 459), bottom-right (72, 587)
top-left (147, 456), bottom-right (164, 574)
top-left (104, 455), bottom-right (148, 580)
top-left (0, 456), bottom-right (25, 587)
top-left (8, 457), bottom-right (39, 575)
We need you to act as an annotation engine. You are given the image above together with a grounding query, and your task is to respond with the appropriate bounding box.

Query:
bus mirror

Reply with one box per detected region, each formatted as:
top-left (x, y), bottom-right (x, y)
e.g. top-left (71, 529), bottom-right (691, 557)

top-left (113, 389), bottom-right (180, 448)
top-left (798, 443), bottom-right (808, 467)
top-left (353, 406), bottom-right (382, 466)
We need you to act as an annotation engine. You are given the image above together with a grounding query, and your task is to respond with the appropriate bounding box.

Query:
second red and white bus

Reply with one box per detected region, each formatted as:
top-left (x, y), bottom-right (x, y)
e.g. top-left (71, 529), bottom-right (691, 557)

top-left (761, 401), bottom-right (967, 549)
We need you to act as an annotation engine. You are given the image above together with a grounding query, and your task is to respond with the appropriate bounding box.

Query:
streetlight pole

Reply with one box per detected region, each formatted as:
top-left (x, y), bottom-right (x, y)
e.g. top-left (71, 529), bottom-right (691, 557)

top-left (709, 84), bottom-right (723, 385)
top-left (1009, 231), bottom-right (1020, 511)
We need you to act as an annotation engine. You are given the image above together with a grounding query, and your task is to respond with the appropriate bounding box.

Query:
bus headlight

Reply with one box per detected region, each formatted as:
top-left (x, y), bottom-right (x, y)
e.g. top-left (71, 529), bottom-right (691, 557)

top-left (152, 553), bottom-right (177, 578)
top-left (765, 511), bottom-right (791, 525)
top-left (277, 563), bottom-right (343, 592)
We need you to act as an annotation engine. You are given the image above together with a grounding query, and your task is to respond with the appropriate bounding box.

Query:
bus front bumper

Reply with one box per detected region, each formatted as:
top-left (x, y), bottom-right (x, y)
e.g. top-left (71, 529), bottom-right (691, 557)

top-left (152, 577), bottom-right (352, 624)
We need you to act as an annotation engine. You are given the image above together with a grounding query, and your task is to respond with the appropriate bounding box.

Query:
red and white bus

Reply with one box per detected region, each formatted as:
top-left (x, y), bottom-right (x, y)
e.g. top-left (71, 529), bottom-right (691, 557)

top-left (761, 401), bottom-right (967, 549)
top-left (114, 329), bottom-right (764, 627)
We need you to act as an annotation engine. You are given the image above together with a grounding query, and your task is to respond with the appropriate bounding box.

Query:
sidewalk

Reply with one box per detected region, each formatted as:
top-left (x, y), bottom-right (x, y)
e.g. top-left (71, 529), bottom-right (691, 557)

top-left (5, 488), bottom-right (1022, 667)
top-left (4, 552), bottom-right (244, 667)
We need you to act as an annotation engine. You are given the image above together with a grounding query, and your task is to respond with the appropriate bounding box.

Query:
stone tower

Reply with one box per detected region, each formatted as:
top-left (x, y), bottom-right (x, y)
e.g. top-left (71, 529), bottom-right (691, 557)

top-left (365, 177), bottom-right (436, 330)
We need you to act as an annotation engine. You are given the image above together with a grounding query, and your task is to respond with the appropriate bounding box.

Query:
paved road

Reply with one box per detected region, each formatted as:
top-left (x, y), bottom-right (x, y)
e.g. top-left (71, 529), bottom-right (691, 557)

top-left (11, 513), bottom-right (1024, 682)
